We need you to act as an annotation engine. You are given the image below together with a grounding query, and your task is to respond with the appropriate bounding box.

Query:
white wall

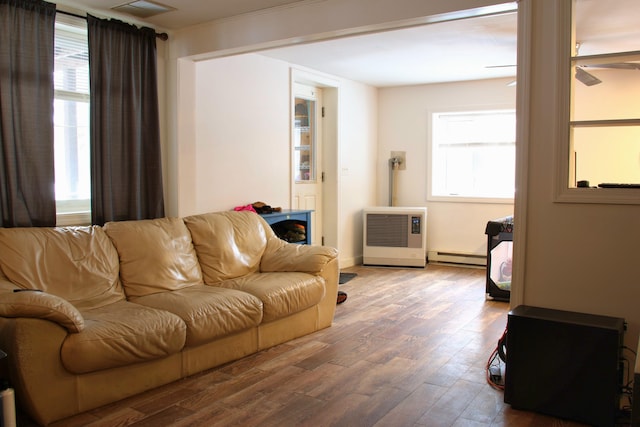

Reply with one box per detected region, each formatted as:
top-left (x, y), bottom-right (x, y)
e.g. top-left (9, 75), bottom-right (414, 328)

top-left (378, 78), bottom-right (515, 256)
top-left (338, 82), bottom-right (378, 266)
top-left (187, 53), bottom-right (379, 267)
top-left (193, 54), bottom-right (291, 213)
top-left (516, 1), bottom-right (640, 350)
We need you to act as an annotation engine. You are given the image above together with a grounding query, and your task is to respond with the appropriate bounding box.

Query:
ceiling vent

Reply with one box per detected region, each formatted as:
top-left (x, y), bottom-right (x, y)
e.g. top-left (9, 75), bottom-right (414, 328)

top-left (112, 0), bottom-right (175, 18)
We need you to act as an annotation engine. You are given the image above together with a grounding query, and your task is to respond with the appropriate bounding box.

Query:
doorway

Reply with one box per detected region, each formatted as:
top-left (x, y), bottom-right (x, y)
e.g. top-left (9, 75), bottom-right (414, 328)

top-left (293, 83), bottom-right (323, 245)
top-left (291, 71), bottom-right (339, 248)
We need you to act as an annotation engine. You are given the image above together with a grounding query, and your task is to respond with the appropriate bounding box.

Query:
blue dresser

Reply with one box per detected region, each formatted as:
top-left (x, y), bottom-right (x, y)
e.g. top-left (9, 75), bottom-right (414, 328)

top-left (259, 209), bottom-right (312, 245)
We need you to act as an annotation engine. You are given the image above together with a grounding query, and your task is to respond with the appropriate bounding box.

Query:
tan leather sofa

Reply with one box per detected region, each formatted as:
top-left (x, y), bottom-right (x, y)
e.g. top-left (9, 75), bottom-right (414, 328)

top-left (0, 211), bottom-right (338, 426)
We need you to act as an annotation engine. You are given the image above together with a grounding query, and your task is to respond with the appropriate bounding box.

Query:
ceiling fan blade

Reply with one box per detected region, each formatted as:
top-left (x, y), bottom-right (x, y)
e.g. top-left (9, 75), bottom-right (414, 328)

top-left (575, 67), bottom-right (602, 86)
top-left (484, 64), bottom-right (516, 68)
top-left (584, 62), bottom-right (640, 70)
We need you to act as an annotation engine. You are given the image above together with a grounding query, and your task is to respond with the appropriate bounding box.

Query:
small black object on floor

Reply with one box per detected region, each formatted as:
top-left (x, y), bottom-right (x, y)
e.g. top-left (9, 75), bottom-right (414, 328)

top-left (339, 272), bottom-right (357, 284)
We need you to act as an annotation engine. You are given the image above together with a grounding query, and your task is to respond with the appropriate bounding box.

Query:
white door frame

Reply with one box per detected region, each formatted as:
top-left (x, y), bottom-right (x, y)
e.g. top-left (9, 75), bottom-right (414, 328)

top-left (290, 68), bottom-right (340, 250)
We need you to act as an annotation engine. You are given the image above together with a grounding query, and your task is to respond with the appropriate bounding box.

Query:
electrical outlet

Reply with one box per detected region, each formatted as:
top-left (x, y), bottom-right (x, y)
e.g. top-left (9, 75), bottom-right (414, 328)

top-left (390, 151), bottom-right (406, 170)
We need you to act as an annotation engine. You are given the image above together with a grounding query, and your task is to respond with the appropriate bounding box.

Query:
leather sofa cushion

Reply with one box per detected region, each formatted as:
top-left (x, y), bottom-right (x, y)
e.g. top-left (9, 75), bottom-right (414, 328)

top-left (0, 291), bottom-right (85, 333)
top-left (0, 226), bottom-right (124, 310)
top-left (132, 285), bottom-right (263, 347)
top-left (61, 301), bottom-right (186, 374)
top-left (216, 272), bottom-right (325, 322)
top-left (104, 217), bottom-right (203, 298)
top-left (183, 211), bottom-right (270, 283)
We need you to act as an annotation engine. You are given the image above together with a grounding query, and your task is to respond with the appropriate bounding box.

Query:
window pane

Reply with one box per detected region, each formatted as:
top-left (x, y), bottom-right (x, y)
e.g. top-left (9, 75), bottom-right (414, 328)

top-left (54, 17), bottom-right (89, 95)
top-left (54, 98), bottom-right (90, 201)
top-left (294, 97), bottom-right (316, 182)
top-left (572, 62), bottom-right (640, 122)
top-left (572, 125), bottom-right (640, 186)
top-left (574, 0), bottom-right (640, 57)
top-left (435, 111), bottom-right (515, 144)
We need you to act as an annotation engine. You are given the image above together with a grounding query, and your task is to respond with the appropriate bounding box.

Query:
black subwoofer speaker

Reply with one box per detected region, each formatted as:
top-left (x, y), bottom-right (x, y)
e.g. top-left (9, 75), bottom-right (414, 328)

top-left (504, 305), bottom-right (624, 427)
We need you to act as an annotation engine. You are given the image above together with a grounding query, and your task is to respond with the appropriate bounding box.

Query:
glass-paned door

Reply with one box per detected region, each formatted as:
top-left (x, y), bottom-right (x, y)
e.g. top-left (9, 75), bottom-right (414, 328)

top-left (292, 83), bottom-right (322, 245)
top-left (294, 96), bottom-right (316, 182)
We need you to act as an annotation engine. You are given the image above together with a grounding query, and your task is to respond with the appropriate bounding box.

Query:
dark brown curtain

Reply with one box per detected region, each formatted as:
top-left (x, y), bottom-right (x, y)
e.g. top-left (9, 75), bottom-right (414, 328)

top-left (87, 15), bottom-right (164, 225)
top-left (0, 0), bottom-right (56, 227)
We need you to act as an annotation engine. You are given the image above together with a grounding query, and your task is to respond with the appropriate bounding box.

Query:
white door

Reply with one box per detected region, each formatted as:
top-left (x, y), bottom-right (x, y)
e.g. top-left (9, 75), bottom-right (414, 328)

top-left (293, 83), bottom-right (322, 245)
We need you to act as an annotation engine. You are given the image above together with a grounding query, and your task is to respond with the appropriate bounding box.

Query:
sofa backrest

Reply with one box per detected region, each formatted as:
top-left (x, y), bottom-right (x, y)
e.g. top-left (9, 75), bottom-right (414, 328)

top-left (103, 217), bottom-right (203, 298)
top-left (183, 211), bottom-right (273, 284)
top-left (0, 226), bottom-right (125, 310)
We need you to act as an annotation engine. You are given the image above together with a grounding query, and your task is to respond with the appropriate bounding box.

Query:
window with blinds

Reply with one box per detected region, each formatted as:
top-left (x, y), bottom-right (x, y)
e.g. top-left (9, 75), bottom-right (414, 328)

top-left (430, 109), bottom-right (516, 201)
top-left (54, 13), bottom-right (91, 225)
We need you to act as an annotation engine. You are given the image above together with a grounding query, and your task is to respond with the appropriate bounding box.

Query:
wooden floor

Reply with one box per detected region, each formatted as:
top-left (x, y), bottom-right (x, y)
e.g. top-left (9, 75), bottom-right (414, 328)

top-left (19, 264), bottom-right (597, 426)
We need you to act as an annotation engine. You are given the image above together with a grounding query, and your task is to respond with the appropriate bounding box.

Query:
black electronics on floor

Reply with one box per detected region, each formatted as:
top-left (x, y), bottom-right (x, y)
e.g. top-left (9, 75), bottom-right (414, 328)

top-left (484, 216), bottom-right (513, 301)
top-left (504, 305), bottom-right (625, 427)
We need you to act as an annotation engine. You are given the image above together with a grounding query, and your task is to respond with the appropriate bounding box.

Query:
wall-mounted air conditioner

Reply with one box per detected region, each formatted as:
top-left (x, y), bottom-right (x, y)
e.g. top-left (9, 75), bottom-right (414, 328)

top-left (363, 206), bottom-right (427, 267)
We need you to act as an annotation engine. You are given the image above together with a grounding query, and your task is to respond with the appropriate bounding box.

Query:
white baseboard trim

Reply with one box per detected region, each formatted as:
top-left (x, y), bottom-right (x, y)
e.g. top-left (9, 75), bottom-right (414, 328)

top-left (427, 250), bottom-right (486, 267)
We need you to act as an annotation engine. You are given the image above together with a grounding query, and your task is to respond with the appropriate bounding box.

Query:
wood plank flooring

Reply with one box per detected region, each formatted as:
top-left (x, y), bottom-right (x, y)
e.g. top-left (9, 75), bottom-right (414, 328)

top-left (18, 264), bottom-right (598, 426)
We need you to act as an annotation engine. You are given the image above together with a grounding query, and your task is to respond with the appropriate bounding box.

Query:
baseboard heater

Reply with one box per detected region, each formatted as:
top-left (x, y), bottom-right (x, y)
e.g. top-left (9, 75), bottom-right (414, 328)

top-left (427, 250), bottom-right (486, 266)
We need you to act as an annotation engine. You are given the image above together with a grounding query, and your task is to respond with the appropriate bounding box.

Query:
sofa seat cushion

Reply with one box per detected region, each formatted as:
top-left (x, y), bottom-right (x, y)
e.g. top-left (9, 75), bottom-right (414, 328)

top-left (61, 301), bottom-right (186, 374)
top-left (131, 285), bottom-right (263, 347)
top-left (216, 272), bottom-right (325, 322)
top-left (103, 217), bottom-right (203, 298)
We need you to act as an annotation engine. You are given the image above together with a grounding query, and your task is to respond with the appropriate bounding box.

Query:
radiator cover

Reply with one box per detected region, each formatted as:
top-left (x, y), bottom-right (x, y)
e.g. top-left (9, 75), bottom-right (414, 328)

top-left (363, 207), bottom-right (427, 267)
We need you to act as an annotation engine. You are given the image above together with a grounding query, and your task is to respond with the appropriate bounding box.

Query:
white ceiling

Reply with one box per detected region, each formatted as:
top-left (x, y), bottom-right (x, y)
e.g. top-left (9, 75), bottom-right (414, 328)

top-left (58, 0), bottom-right (308, 30)
top-left (54, 0), bottom-right (639, 88)
top-left (260, 12), bottom-right (518, 87)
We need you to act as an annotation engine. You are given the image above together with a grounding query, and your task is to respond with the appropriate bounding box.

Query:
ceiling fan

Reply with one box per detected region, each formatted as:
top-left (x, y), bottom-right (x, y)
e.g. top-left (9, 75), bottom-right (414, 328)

top-left (573, 42), bottom-right (640, 86)
top-left (487, 42), bottom-right (640, 86)
top-left (486, 62), bottom-right (639, 87)
top-left (575, 62), bottom-right (640, 86)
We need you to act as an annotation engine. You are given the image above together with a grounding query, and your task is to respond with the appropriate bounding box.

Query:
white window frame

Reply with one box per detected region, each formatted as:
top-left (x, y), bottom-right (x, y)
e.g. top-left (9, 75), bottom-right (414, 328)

top-left (428, 106), bottom-right (516, 204)
top-left (554, 0), bottom-right (640, 205)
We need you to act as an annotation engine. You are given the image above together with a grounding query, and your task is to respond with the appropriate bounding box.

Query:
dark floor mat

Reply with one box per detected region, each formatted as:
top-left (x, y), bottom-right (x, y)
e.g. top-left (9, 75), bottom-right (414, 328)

top-left (339, 272), bottom-right (357, 284)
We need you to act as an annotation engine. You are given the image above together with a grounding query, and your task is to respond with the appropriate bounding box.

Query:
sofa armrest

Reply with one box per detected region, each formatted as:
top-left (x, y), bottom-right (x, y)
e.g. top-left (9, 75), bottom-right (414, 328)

top-left (0, 317), bottom-right (80, 425)
top-left (261, 237), bottom-right (339, 329)
top-left (0, 290), bottom-right (84, 333)
top-left (261, 237), bottom-right (338, 273)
